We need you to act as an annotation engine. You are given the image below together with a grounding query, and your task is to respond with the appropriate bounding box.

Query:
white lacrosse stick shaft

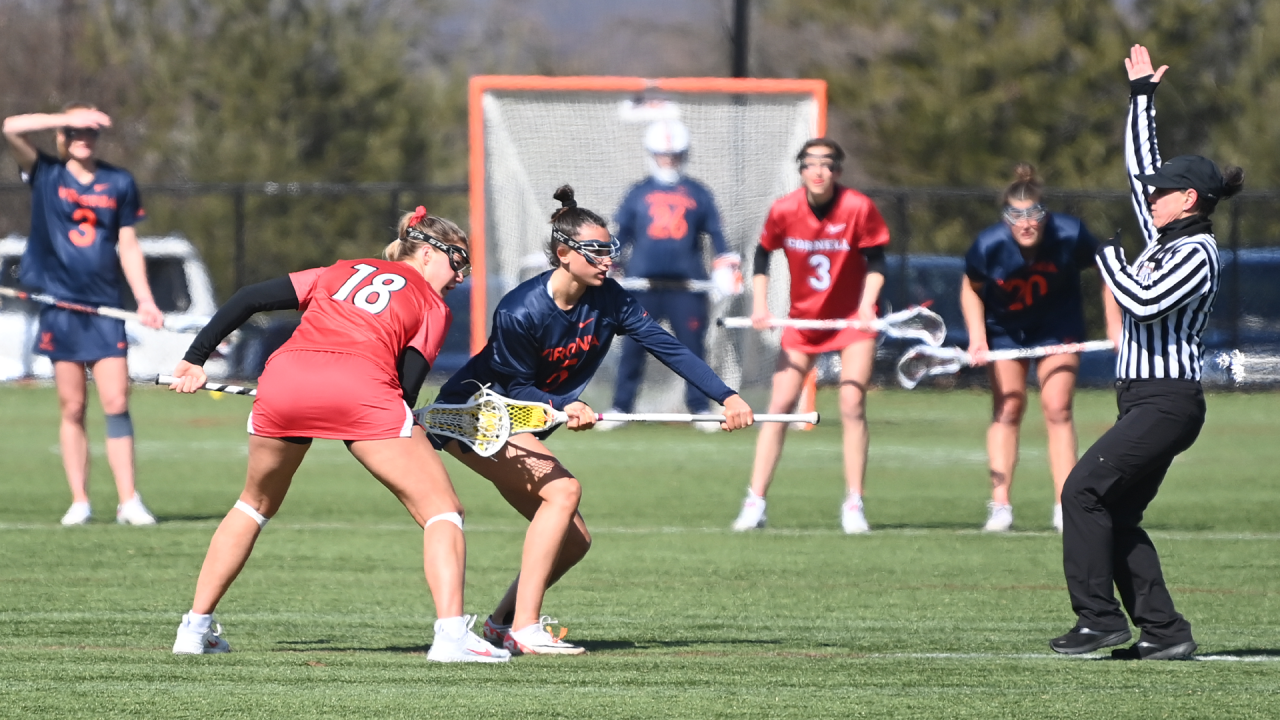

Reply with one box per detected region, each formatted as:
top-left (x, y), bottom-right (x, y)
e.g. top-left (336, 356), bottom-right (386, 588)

top-left (717, 306), bottom-right (945, 345)
top-left (155, 375), bottom-right (257, 395)
top-left (896, 339), bottom-right (1114, 389)
top-left (1, 286), bottom-right (205, 332)
top-left (595, 412), bottom-right (820, 425)
top-left (974, 339), bottom-right (1115, 363)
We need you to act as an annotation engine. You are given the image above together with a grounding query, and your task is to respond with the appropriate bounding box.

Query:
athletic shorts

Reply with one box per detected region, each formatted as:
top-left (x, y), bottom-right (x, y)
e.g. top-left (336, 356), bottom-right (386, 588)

top-left (33, 306), bottom-right (128, 363)
top-left (780, 325), bottom-right (877, 355)
top-left (248, 349), bottom-right (414, 442)
top-left (986, 322), bottom-right (1084, 352)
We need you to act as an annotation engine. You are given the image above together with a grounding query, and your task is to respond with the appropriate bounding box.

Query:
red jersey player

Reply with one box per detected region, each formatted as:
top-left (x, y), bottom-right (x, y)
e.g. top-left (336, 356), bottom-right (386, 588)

top-left (165, 207), bottom-right (509, 663)
top-left (732, 139), bottom-right (890, 534)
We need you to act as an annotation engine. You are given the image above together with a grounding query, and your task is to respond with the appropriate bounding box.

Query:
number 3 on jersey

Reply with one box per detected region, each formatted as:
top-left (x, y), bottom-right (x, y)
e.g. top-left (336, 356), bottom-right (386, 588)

top-left (808, 254), bottom-right (831, 291)
top-left (331, 263), bottom-right (406, 314)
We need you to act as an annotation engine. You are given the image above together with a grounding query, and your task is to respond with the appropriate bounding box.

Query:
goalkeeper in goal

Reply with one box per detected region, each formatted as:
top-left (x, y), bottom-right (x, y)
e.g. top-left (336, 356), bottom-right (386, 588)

top-left (428, 185), bottom-right (753, 656)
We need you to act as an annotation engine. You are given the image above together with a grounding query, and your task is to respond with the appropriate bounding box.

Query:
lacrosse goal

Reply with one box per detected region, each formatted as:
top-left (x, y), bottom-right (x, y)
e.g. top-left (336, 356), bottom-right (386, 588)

top-left (469, 76), bottom-right (826, 412)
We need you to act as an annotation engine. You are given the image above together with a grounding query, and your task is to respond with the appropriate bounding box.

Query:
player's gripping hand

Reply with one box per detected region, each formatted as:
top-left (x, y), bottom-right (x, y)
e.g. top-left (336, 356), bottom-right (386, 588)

top-left (967, 339), bottom-right (990, 367)
top-left (168, 360), bottom-right (207, 394)
top-left (136, 299), bottom-right (164, 330)
top-left (564, 401), bottom-right (597, 431)
top-left (720, 394), bottom-right (754, 431)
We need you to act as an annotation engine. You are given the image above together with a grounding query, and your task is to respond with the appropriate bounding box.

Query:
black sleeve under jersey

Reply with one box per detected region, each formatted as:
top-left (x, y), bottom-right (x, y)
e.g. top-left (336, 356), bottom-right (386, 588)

top-left (183, 276), bottom-right (300, 365)
top-left (753, 244), bottom-right (771, 276)
top-left (397, 347), bottom-right (430, 407)
top-left (862, 246), bottom-right (887, 275)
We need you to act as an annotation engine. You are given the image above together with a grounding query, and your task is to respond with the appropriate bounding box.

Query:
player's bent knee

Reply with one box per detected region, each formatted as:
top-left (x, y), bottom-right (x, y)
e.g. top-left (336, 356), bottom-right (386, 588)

top-left (424, 511), bottom-right (464, 531)
top-left (105, 411), bottom-right (134, 439)
top-left (233, 500), bottom-right (270, 529)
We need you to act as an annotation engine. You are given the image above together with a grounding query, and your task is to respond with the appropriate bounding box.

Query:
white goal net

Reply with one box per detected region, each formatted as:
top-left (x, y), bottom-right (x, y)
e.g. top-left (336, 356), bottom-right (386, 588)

top-left (471, 77), bottom-right (826, 411)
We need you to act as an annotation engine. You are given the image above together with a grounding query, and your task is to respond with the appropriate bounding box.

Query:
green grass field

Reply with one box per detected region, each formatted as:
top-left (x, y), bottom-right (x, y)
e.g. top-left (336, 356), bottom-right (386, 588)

top-left (2, 383), bottom-right (1280, 718)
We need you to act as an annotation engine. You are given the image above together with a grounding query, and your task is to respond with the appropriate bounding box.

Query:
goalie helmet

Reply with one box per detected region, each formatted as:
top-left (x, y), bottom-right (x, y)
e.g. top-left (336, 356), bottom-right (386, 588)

top-left (643, 119), bottom-right (690, 185)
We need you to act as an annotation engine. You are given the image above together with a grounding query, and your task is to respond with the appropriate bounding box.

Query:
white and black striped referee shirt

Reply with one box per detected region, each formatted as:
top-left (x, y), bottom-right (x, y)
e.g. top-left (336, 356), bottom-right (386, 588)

top-left (1095, 78), bottom-right (1220, 381)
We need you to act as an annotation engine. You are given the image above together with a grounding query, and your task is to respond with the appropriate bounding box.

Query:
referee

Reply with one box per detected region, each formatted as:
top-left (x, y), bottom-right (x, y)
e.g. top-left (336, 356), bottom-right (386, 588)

top-left (1049, 45), bottom-right (1244, 660)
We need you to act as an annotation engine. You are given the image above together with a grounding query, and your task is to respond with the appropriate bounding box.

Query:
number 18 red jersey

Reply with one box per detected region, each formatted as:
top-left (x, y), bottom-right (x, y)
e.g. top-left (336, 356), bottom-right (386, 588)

top-left (278, 259), bottom-right (451, 379)
top-left (759, 185), bottom-right (890, 321)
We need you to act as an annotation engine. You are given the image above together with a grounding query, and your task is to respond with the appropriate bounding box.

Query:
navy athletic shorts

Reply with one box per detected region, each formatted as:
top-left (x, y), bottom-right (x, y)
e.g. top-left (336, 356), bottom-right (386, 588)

top-left (986, 320), bottom-right (1084, 352)
top-left (33, 306), bottom-right (128, 363)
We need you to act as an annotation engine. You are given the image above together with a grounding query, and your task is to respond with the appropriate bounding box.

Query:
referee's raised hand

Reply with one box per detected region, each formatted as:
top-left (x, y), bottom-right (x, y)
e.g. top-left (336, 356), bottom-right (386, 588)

top-left (1125, 44), bottom-right (1167, 82)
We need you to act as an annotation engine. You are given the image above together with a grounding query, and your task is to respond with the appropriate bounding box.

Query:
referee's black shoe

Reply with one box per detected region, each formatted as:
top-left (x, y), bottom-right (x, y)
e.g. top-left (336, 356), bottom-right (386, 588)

top-left (1110, 640), bottom-right (1197, 661)
top-left (1049, 627), bottom-right (1132, 654)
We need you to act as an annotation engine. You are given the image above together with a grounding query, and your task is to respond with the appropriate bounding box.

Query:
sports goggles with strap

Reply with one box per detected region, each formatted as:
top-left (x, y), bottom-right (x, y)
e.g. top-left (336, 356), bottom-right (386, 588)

top-left (1002, 204), bottom-right (1047, 224)
top-left (408, 227), bottom-right (471, 278)
top-left (553, 228), bottom-right (620, 267)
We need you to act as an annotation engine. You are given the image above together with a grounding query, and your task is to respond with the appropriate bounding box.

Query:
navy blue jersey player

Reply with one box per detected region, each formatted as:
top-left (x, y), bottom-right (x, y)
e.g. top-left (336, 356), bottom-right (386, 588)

top-left (434, 185), bottom-right (754, 656)
top-left (960, 164), bottom-right (1121, 534)
top-left (602, 120), bottom-right (741, 422)
top-left (4, 104), bottom-right (163, 526)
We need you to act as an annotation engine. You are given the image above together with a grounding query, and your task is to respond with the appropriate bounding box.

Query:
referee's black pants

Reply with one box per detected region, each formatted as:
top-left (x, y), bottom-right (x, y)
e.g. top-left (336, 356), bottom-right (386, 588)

top-left (1061, 378), bottom-right (1204, 645)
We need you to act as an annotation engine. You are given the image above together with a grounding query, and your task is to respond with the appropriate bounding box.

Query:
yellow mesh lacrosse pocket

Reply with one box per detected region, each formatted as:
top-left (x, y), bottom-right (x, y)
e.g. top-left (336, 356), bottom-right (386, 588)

top-left (506, 402), bottom-right (554, 434)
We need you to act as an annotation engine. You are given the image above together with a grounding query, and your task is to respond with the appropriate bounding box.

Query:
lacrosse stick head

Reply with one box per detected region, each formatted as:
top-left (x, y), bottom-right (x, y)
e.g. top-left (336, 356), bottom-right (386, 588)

top-left (502, 397), bottom-right (564, 434)
top-left (894, 307), bottom-right (947, 346)
top-left (896, 345), bottom-right (965, 389)
top-left (415, 388), bottom-right (511, 457)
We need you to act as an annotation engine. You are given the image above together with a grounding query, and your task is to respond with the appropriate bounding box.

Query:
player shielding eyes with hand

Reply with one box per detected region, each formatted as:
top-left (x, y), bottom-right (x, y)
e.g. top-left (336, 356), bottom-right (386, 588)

top-left (732, 139), bottom-right (889, 534)
top-left (166, 207), bottom-right (509, 663)
top-left (430, 185), bottom-right (753, 656)
top-left (961, 164), bottom-right (1122, 533)
top-left (4, 104), bottom-right (163, 526)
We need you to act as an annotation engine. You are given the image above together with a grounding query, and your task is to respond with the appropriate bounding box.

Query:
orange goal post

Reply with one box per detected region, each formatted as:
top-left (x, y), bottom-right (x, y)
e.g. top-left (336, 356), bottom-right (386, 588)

top-left (469, 75), bottom-right (826, 412)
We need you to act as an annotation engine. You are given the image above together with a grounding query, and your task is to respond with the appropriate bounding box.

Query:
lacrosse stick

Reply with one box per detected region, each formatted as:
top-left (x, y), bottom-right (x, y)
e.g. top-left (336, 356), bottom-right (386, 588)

top-left (614, 277), bottom-right (717, 293)
top-left (896, 339), bottom-right (1115, 389)
top-left (156, 376), bottom-right (513, 457)
top-left (491, 394), bottom-right (819, 434)
top-left (717, 306), bottom-right (946, 346)
top-left (155, 375), bottom-right (256, 395)
top-left (1211, 349), bottom-right (1280, 385)
top-left (0, 286), bottom-right (205, 332)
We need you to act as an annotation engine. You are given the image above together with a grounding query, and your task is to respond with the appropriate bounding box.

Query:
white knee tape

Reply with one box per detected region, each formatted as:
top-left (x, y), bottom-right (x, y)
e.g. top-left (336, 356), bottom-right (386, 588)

top-left (424, 511), bottom-right (463, 531)
top-left (233, 500), bottom-right (269, 529)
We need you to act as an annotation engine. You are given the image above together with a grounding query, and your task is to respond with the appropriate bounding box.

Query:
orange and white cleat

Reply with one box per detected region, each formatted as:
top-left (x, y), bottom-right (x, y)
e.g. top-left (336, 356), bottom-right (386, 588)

top-left (504, 616), bottom-right (586, 656)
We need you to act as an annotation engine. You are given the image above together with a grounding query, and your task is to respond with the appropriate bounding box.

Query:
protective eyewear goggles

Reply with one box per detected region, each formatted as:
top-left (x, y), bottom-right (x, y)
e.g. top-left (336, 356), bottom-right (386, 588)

top-left (553, 228), bottom-right (620, 267)
top-left (798, 153), bottom-right (840, 173)
top-left (1002, 204), bottom-right (1046, 224)
top-left (62, 127), bottom-right (100, 141)
top-left (408, 228), bottom-right (471, 278)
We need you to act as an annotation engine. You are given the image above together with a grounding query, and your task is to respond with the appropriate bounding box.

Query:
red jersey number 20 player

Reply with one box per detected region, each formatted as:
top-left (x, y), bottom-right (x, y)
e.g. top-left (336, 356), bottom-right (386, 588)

top-left (166, 208), bottom-right (509, 662)
top-left (732, 139), bottom-right (890, 534)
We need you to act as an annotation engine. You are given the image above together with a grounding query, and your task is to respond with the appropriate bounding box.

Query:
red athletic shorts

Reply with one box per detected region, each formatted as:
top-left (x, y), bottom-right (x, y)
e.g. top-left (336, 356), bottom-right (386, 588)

top-left (248, 349), bottom-right (414, 441)
top-left (780, 325), bottom-right (877, 355)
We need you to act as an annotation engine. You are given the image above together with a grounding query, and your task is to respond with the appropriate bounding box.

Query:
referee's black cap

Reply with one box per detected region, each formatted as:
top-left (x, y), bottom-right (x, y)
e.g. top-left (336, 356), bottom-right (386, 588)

top-left (1135, 155), bottom-right (1225, 200)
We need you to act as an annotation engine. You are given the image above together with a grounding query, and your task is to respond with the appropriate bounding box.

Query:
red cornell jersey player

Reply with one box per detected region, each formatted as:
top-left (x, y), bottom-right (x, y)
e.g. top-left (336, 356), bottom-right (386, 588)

top-left (165, 208), bottom-right (512, 663)
top-left (732, 138), bottom-right (889, 536)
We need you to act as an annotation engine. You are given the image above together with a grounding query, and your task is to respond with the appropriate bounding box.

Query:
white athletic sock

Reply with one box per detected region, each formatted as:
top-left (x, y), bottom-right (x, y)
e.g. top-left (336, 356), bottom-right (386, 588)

top-left (184, 611), bottom-right (213, 633)
top-left (747, 489), bottom-right (764, 500)
top-left (434, 615), bottom-right (468, 638)
top-left (845, 492), bottom-right (862, 505)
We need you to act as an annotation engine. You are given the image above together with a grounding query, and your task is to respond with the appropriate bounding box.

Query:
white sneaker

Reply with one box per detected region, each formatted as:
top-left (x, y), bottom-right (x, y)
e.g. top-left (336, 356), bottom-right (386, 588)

top-left (504, 617), bottom-right (586, 656)
top-left (731, 492), bottom-right (766, 531)
top-left (60, 502), bottom-right (91, 526)
top-left (117, 493), bottom-right (157, 525)
top-left (594, 409), bottom-right (626, 432)
top-left (173, 612), bottom-right (231, 654)
top-left (427, 615), bottom-right (510, 663)
top-left (1052, 504), bottom-right (1063, 533)
top-left (841, 496), bottom-right (870, 534)
top-left (984, 502), bottom-right (1013, 532)
top-left (482, 615), bottom-right (511, 645)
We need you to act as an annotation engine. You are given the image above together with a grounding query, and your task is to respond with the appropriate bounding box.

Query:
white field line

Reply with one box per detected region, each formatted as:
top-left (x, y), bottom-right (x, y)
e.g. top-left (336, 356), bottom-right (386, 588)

top-left (4, 521), bottom-right (1280, 543)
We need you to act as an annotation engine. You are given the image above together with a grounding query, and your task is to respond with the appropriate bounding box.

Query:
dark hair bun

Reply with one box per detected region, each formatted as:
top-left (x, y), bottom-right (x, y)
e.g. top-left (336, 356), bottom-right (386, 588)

top-left (1012, 162), bottom-right (1037, 184)
top-left (553, 184), bottom-right (577, 209)
top-left (1221, 166), bottom-right (1245, 199)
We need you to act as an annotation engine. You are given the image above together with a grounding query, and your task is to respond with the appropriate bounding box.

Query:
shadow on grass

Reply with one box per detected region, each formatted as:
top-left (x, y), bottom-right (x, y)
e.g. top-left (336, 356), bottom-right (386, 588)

top-left (271, 638), bottom-right (784, 654)
top-left (274, 639), bottom-right (430, 654)
top-left (154, 514), bottom-right (227, 523)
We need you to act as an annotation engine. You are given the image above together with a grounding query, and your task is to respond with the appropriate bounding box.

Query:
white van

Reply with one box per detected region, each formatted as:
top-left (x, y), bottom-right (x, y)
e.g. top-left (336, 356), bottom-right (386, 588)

top-left (0, 235), bottom-right (229, 381)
